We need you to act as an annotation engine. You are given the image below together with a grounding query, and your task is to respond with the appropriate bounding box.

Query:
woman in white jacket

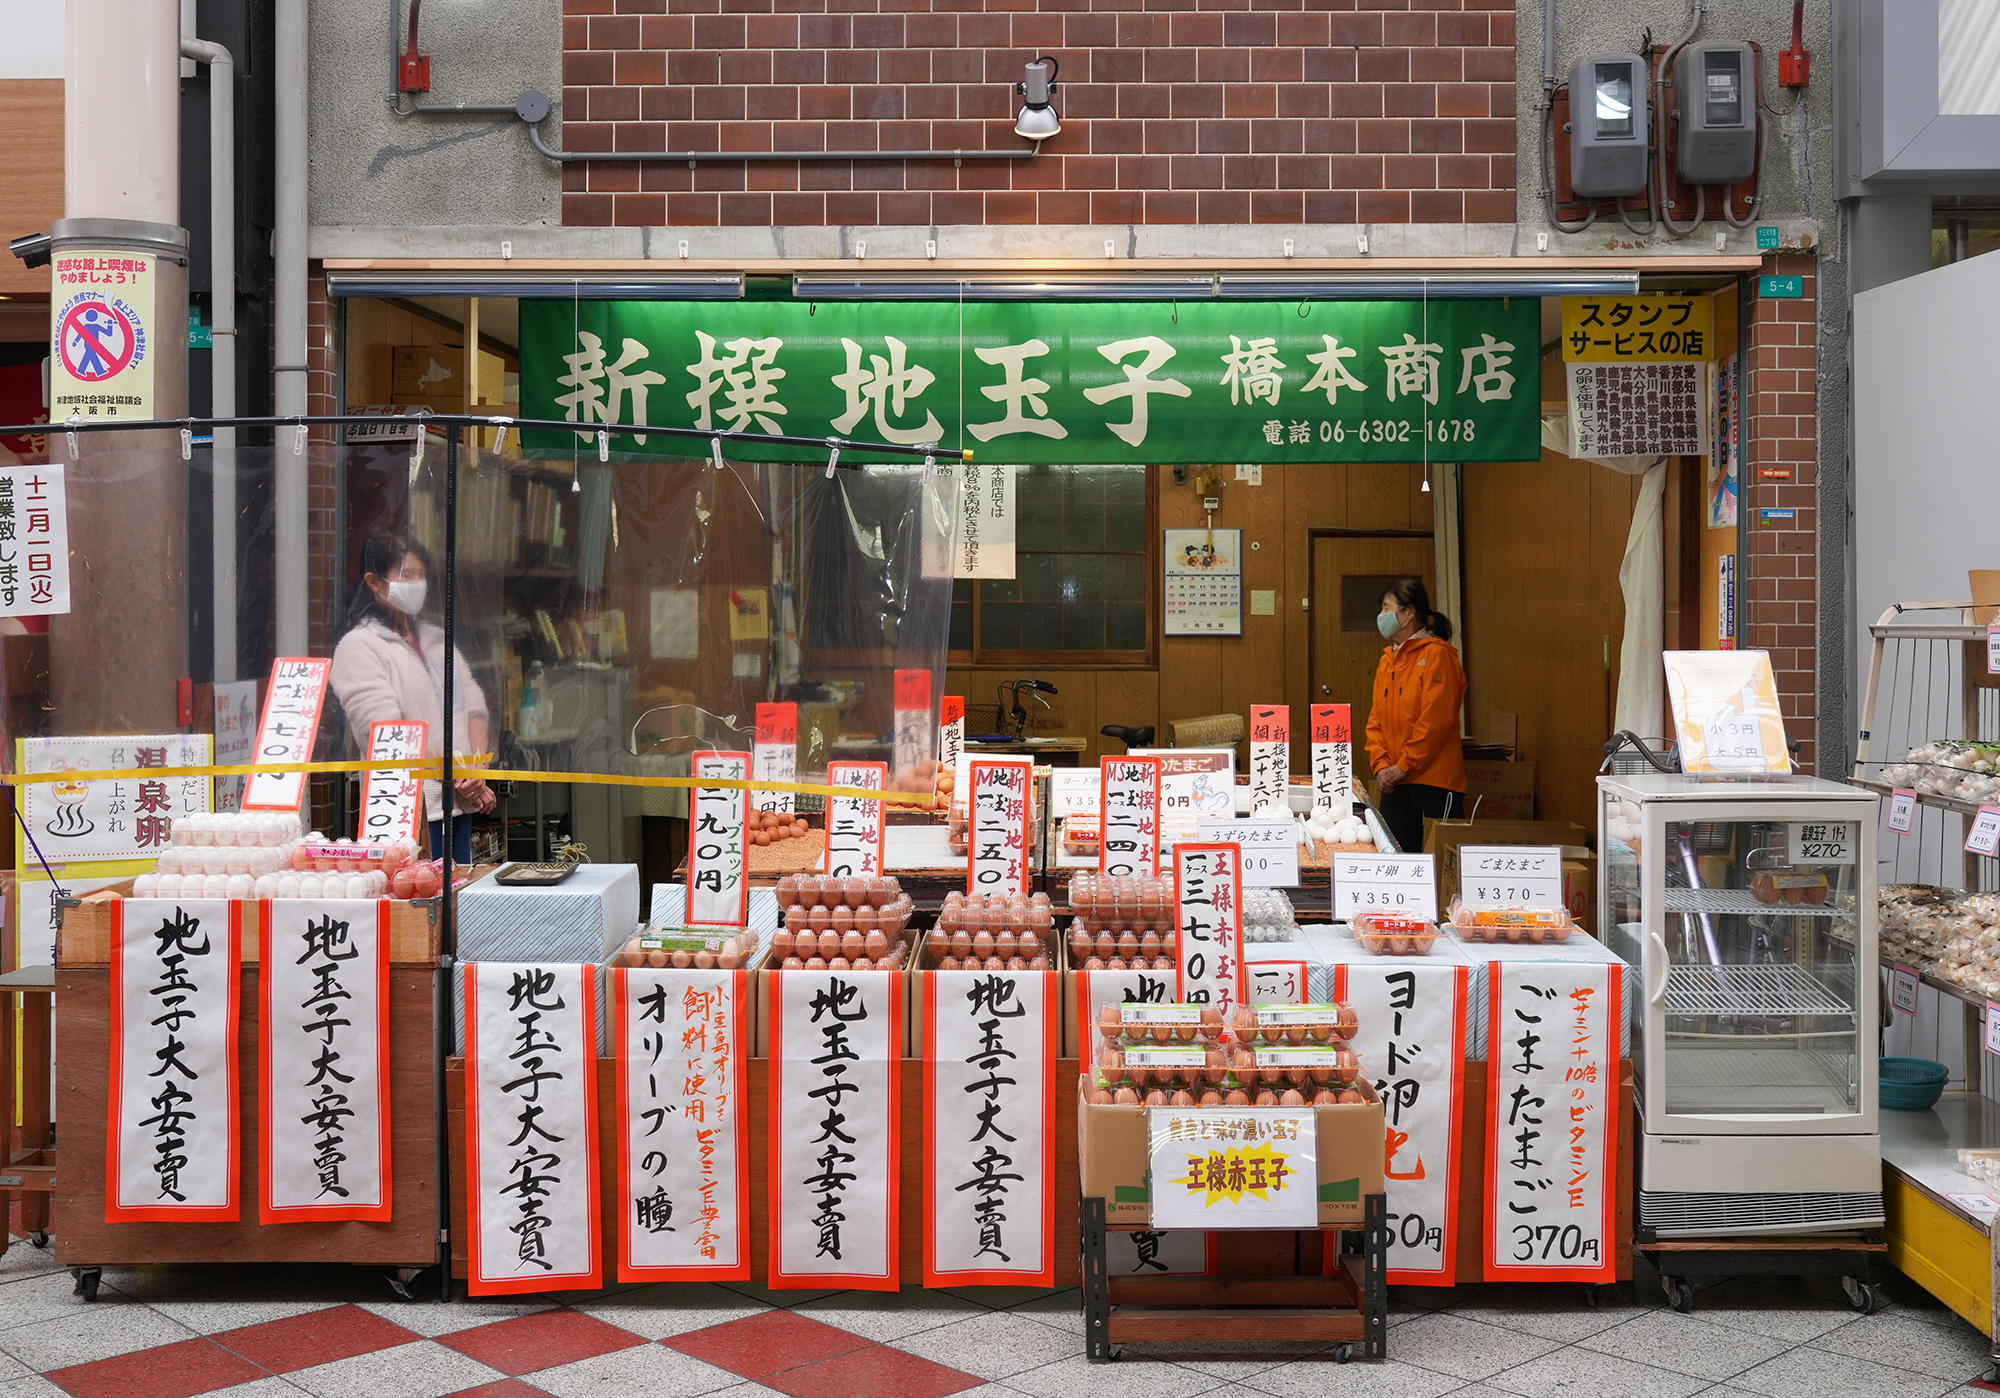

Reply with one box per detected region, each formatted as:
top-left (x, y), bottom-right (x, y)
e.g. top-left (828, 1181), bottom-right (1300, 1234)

top-left (329, 532), bottom-right (494, 862)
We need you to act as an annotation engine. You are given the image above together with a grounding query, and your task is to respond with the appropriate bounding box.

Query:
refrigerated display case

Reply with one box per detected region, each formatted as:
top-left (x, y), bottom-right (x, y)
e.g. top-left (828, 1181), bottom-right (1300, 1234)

top-left (1599, 775), bottom-right (1883, 1238)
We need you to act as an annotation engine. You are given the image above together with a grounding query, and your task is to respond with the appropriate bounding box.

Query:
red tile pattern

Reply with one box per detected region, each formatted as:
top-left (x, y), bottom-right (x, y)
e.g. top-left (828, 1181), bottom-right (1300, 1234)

top-left (1745, 251), bottom-right (1819, 772)
top-left (761, 1341), bottom-right (987, 1398)
top-left (557, 0), bottom-right (1519, 225)
top-left (46, 1337), bottom-right (267, 1398)
top-left (438, 1308), bottom-right (649, 1375)
top-left (210, 1303), bottom-right (420, 1374)
top-left (664, 1307), bottom-right (874, 1376)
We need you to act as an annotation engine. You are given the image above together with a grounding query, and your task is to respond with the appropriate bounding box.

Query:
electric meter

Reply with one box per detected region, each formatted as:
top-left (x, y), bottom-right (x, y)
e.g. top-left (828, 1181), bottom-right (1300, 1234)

top-left (1673, 42), bottom-right (1758, 185)
top-left (1567, 54), bottom-right (1650, 199)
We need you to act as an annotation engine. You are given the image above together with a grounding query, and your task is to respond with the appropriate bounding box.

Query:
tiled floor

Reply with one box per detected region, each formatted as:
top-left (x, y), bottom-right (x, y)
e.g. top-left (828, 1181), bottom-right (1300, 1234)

top-left (2, 1232), bottom-right (1991, 1398)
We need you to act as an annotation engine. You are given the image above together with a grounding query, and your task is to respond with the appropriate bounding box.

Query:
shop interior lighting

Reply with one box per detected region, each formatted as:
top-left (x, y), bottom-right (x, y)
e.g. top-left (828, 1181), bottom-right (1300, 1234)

top-left (792, 271), bottom-right (1643, 300)
top-left (324, 273), bottom-right (746, 300)
top-left (1013, 59), bottom-right (1062, 142)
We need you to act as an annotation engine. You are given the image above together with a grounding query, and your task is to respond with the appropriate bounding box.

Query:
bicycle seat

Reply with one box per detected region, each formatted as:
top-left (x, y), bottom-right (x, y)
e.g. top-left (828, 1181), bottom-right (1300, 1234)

top-left (1100, 724), bottom-right (1155, 750)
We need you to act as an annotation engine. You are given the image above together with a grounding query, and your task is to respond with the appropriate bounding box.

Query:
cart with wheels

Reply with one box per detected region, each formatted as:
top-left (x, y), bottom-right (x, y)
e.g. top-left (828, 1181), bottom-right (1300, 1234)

top-left (1079, 1193), bottom-right (1388, 1363)
top-left (1636, 1231), bottom-right (1887, 1314)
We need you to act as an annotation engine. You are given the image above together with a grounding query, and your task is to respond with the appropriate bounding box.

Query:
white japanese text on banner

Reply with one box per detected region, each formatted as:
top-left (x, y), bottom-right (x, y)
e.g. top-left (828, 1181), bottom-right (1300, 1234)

top-left (968, 758), bottom-right (1033, 897)
top-left (688, 751), bottom-right (751, 926)
top-left (243, 658), bottom-right (332, 811)
top-left (825, 760), bottom-right (887, 877)
top-left (1174, 844), bottom-right (1246, 1021)
top-left (1100, 756), bottom-right (1161, 877)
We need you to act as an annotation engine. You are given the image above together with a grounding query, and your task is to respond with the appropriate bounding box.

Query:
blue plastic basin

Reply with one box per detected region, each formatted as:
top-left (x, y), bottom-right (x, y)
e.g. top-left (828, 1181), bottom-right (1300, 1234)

top-left (1879, 1057), bottom-right (1949, 1111)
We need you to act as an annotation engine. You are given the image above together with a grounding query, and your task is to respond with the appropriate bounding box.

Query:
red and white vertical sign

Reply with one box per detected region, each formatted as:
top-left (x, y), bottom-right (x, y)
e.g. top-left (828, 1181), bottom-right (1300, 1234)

top-left (613, 965), bottom-right (751, 1280)
top-left (825, 760), bottom-right (887, 878)
top-left (1173, 844), bottom-right (1246, 1021)
top-left (1484, 961), bottom-right (1619, 1283)
top-left (967, 758), bottom-right (1034, 897)
top-left (937, 695), bottom-right (965, 805)
top-left (358, 719), bottom-right (427, 844)
top-left (1249, 705), bottom-right (1289, 812)
top-left (0, 466), bottom-right (71, 616)
top-left (260, 899), bottom-right (392, 1223)
top-left (753, 703), bottom-right (798, 814)
top-left (1247, 960), bottom-right (1310, 1006)
top-left (688, 751), bottom-right (751, 927)
top-left (108, 899), bottom-right (241, 1222)
top-left (243, 657), bottom-right (331, 810)
top-left (923, 969), bottom-right (1058, 1287)
top-left (1310, 704), bottom-right (1354, 809)
top-left (893, 668), bottom-right (932, 777)
top-left (769, 969), bottom-right (902, 1290)
top-left (464, 961), bottom-right (601, 1294)
top-left (1332, 960), bottom-right (1468, 1283)
top-left (1100, 756), bottom-right (1162, 877)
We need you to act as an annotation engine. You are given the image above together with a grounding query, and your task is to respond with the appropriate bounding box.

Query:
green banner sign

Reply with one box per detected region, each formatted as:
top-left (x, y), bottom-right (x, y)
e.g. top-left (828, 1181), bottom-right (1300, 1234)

top-left (520, 297), bottom-right (1540, 464)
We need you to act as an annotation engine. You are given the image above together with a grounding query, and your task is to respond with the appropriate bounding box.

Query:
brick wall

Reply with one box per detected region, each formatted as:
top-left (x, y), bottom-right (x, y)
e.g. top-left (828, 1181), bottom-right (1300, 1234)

top-left (560, 0), bottom-right (1517, 226)
top-left (1745, 253), bottom-right (1817, 773)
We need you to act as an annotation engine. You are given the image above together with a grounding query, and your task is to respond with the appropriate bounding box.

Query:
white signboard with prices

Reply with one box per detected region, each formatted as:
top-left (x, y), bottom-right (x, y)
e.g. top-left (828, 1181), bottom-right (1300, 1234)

top-left (1702, 699), bottom-right (1768, 772)
top-left (1989, 623), bottom-right (1999, 676)
top-left (358, 720), bottom-right (426, 844)
top-left (1248, 705), bottom-right (1289, 811)
top-left (687, 751), bottom-right (751, 927)
top-left (1484, 961), bottom-right (1618, 1283)
top-left (0, 466), bottom-right (71, 617)
top-left (20, 732), bottom-right (210, 864)
top-left (1986, 1002), bottom-right (2000, 1057)
top-left (1163, 528), bottom-right (1242, 636)
top-left (1967, 807), bottom-right (2000, 859)
top-left (243, 657), bottom-right (332, 811)
top-left (753, 703), bottom-right (798, 814)
top-left (1310, 704), bottom-right (1355, 807)
top-left (1100, 756), bottom-right (1161, 876)
top-left (1566, 361), bottom-right (1709, 457)
top-left (967, 759), bottom-right (1033, 896)
top-left (1457, 846), bottom-right (1563, 909)
top-left (1134, 748), bottom-right (1235, 852)
top-left (1886, 789), bottom-right (1916, 835)
top-left (1174, 844), bottom-right (1247, 1021)
top-left (1197, 817), bottom-right (1299, 888)
top-left (1787, 821), bottom-right (1855, 866)
top-left (212, 679), bottom-right (259, 813)
top-left (932, 463), bottom-right (1015, 579)
top-left (824, 760), bottom-right (887, 878)
top-left (1334, 853), bottom-right (1439, 923)
top-left (1050, 768), bottom-right (1099, 819)
top-left (1891, 964), bottom-right (1919, 1015)
top-left (1149, 1109), bottom-right (1316, 1229)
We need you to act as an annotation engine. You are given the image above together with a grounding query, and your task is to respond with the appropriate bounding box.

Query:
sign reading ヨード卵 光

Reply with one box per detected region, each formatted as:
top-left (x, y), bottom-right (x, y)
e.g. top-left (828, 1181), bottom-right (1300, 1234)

top-left (518, 298), bottom-right (1541, 463)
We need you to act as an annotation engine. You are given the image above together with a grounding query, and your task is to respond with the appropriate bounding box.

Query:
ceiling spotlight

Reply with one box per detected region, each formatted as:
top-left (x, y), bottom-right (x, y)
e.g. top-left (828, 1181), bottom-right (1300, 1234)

top-left (1014, 58), bottom-right (1061, 142)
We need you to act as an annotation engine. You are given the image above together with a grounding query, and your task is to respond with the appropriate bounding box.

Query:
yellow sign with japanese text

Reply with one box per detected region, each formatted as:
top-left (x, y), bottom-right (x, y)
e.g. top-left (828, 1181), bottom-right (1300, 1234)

top-left (49, 249), bottom-right (157, 420)
top-left (1561, 296), bottom-right (1713, 362)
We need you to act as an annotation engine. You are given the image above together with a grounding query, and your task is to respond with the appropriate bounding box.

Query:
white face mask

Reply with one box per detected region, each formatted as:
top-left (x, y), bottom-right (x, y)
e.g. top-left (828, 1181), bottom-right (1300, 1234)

top-left (385, 579), bottom-right (427, 615)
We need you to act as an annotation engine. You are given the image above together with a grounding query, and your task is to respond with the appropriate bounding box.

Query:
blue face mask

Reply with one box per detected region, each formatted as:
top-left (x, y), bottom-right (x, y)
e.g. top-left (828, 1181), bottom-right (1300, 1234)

top-left (1377, 610), bottom-right (1402, 640)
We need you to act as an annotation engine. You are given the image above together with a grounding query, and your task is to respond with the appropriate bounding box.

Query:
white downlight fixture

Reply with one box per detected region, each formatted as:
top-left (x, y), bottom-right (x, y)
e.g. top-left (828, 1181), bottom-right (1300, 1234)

top-left (1014, 58), bottom-right (1061, 141)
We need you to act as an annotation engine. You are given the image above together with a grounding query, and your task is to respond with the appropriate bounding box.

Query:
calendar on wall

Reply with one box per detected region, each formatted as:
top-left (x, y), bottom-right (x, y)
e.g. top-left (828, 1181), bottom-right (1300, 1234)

top-left (1163, 528), bottom-right (1243, 636)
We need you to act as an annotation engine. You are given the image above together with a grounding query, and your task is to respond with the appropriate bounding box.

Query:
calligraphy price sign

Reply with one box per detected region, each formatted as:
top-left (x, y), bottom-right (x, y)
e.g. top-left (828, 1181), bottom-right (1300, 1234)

top-left (893, 668), bottom-right (932, 778)
top-left (923, 969), bottom-right (1058, 1287)
top-left (108, 899), bottom-right (242, 1221)
top-left (1247, 960), bottom-right (1310, 1007)
top-left (613, 965), bottom-right (751, 1280)
top-left (0, 466), bottom-right (72, 617)
top-left (769, 969), bottom-right (902, 1290)
top-left (938, 696), bottom-right (965, 805)
top-left (1149, 1108), bottom-right (1317, 1229)
top-left (243, 657), bottom-right (332, 811)
top-left (1484, 961), bottom-right (1619, 1283)
top-left (465, 962), bottom-right (601, 1294)
top-left (359, 720), bottom-right (427, 844)
top-left (259, 899), bottom-right (392, 1223)
top-left (1249, 705), bottom-right (1290, 813)
top-left (1310, 703), bottom-right (1355, 810)
top-left (968, 759), bottom-right (1034, 897)
top-left (1331, 961), bottom-right (1468, 1283)
top-left (1107, 1230), bottom-right (1217, 1276)
top-left (1100, 756), bottom-right (1162, 877)
top-left (825, 760), bottom-right (887, 878)
top-left (1174, 844), bottom-right (1248, 1022)
top-left (753, 703), bottom-right (799, 815)
top-left (689, 751), bottom-right (752, 927)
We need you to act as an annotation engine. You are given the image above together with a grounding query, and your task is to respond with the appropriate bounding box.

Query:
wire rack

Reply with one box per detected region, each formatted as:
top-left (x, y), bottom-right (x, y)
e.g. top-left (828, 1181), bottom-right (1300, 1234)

top-left (1658, 1045), bottom-right (1859, 1114)
top-left (1662, 964), bottom-right (1855, 1017)
top-left (1661, 887), bottom-right (1851, 918)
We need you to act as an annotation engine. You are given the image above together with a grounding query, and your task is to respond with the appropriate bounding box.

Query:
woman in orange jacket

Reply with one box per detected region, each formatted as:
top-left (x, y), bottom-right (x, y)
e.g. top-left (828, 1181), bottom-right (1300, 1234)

top-left (1364, 578), bottom-right (1467, 854)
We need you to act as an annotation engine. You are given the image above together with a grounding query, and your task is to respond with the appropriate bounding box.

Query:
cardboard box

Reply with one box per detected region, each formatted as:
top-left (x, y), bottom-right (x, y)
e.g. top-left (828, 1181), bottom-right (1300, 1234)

top-left (1424, 818), bottom-right (1591, 906)
top-left (1064, 946), bottom-right (1182, 1058)
top-left (1562, 850), bottom-right (1597, 934)
top-left (1077, 1075), bottom-right (1384, 1227)
top-left (752, 938), bottom-right (905, 1058)
top-left (1461, 760), bottom-right (1535, 820)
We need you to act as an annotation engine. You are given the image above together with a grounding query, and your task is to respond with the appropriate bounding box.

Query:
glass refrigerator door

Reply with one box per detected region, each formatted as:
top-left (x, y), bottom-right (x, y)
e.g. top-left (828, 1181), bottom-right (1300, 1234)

top-left (1641, 802), bottom-right (1873, 1135)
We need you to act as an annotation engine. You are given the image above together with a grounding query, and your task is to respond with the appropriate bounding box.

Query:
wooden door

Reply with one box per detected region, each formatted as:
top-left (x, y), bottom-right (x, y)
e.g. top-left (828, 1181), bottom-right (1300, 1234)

top-left (1310, 534), bottom-right (1435, 776)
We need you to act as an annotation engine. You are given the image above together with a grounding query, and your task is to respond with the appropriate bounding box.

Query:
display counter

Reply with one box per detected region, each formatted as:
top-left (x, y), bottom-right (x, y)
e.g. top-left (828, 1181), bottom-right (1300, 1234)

top-left (1881, 1092), bottom-right (2000, 1371)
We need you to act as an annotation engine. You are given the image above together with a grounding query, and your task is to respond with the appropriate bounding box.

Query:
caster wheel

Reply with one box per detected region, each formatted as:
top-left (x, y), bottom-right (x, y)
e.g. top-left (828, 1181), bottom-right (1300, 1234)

top-left (1842, 1277), bottom-right (1878, 1314)
top-left (1582, 1283), bottom-right (1605, 1309)
top-left (29, 1231), bottom-right (48, 1250)
top-left (1332, 1343), bottom-right (1354, 1364)
top-left (1982, 1362), bottom-right (2000, 1385)
top-left (385, 1267), bottom-right (425, 1300)
top-left (1668, 1280), bottom-right (1694, 1313)
top-left (70, 1268), bottom-right (100, 1302)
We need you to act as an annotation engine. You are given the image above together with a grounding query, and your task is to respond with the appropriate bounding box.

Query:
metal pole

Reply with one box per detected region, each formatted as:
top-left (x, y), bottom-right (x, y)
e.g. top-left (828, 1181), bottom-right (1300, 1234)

top-left (274, 0), bottom-right (309, 655)
top-left (181, 36), bottom-right (237, 682)
top-left (437, 429), bottom-right (458, 1300)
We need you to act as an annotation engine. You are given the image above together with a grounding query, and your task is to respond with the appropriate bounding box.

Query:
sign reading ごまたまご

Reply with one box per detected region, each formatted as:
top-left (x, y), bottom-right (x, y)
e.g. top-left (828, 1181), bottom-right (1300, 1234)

top-left (520, 298), bottom-right (1540, 463)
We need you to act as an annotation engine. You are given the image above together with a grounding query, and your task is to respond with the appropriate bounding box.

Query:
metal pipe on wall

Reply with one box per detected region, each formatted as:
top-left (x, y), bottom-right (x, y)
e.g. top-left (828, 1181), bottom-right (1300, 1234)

top-left (181, 36), bottom-right (238, 684)
top-left (275, 0), bottom-right (309, 656)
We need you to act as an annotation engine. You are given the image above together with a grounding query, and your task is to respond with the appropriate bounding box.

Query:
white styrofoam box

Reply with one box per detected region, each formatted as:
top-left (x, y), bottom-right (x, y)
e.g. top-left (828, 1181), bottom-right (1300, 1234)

top-left (456, 863), bottom-right (641, 963)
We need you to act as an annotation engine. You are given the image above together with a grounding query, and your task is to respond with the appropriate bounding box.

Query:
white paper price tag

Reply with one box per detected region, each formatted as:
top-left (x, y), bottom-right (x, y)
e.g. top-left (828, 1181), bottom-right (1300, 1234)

top-left (1786, 821), bottom-right (1856, 866)
top-left (1051, 769), bottom-right (1100, 819)
top-left (1890, 963), bottom-right (1919, 1015)
top-left (1969, 806), bottom-right (2000, 858)
top-left (1701, 701), bottom-right (1767, 771)
top-left (1989, 622), bottom-right (2000, 676)
top-left (1333, 854), bottom-right (1437, 922)
top-left (1886, 789), bottom-right (1916, 835)
top-left (1197, 817), bottom-right (1299, 887)
top-left (1456, 845), bottom-right (1563, 908)
top-left (1947, 1192), bottom-right (2000, 1217)
top-left (1986, 1001), bottom-right (2000, 1056)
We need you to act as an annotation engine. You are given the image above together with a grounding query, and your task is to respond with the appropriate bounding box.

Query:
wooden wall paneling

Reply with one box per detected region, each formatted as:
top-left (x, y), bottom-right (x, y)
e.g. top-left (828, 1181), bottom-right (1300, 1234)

top-left (0, 82), bottom-right (62, 299)
top-left (1093, 668), bottom-right (1162, 763)
top-left (1282, 466), bottom-right (1349, 735)
top-left (1216, 473), bottom-right (1290, 733)
top-left (1348, 463), bottom-right (1418, 531)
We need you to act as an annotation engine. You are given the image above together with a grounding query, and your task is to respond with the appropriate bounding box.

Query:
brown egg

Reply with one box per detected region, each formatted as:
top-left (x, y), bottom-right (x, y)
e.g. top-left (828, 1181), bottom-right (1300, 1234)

top-left (828, 957), bottom-right (850, 971)
top-left (817, 930), bottom-right (841, 959)
top-left (718, 951), bottom-right (741, 969)
top-left (1084, 957), bottom-right (1105, 970)
top-left (768, 930), bottom-right (795, 959)
top-left (972, 931), bottom-right (995, 959)
top-left (1098, 1003), bottom-right (1123, 1032)
top-left (1225, 1089), bottom-right (1250, 1106)
top-left (1287, 1024), bottom-right (1310, 1045)
top-left (1139, 931), bottom-right (1162, 959)
top-left (754, 831), bottom-right (770, 846)
top-left (1312, 1088), bottom-right (1338, 1105)
top-left (808, 905), bottom-right (832, 932)
top-left (797, 875), bottom-right (824, 908)
top-left (1171, 1089), bottom-right (1196, 1107)
top-left (1143, 1089), bottom-right (1168, 1107)
top-left (1254, 1090), bottom-right (1279, 1107)
top-left (804, 956), bottom-right (827, 970)
top-left (1204, 1046), bottom-right (1226, 1071)
top-left (776, 874), bottom-right (800, 906)
top-left (783, 956), bottom-right (805, 969)
top-left (841, 930), bottom-right (864, 959)
top-left (1199, 1089), bottom-right (1224, 1107)
top-left (948, 930), bottom-right (971, 959)
top-left (784, 905), bottom-right (808, 934)
top-left (1113, 1086), bottom-right (1140, 1105)
top-left (1029, 955), bottom-right (1050, 970)
top-left (670, 948), bottom-right (693, 968)
top-left (1006, 956), bottom-right (1028, 971)
top-left (994, 931), bottom-right (1017, 959)
top-left (1088, 1087), bottom-right (1114, 1106)
top-left (863, 930), bottom-right (888, 959)
top-left (1280, 1088), bottom-right (1306, 1107)
top-left (867, 877), bottom-right (894, 908)
top-left (648, 949), bottom-right (672, 968)
top-left (1095, 932), bottom-right (1116, 959)
top-left (1117, 932), bottom-right (1140, 959)
top-left (939, 955), bottom-right (961, 971)
top-left (1107, 957), bottom-right (1128, 972)
top-left (1337, 1088), bottom-right (1365, 1104)
top-left (853, 906), bottom-right (880, 933)
top-left (1070, 930), bottom-right (1093, 961)
top-left (843, 877), bottom-right (869, 908)
top-left (984, 956), bottom-right (1005, 971)
top-left (693, 950), bottom-right (716, 969)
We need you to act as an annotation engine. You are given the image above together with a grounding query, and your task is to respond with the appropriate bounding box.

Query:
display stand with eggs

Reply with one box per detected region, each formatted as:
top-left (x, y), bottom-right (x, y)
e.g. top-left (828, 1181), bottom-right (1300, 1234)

top-left (1300, 805), bottom-right (1378, 863)
top-left (613, 931), bottom-right (758, 969)
top-left (1443, 900), bottom-right (1574, 944)
top-left (1350, 910), bottom-right (1443, 955)
top-left (925, 889), bottom-right (1056, 970)
top-left (1064, 869), bottom-right (1180, 972)
top-left (1084, 1002), bottom-right (1365, 1106)
top-left (768, 872), bottom-right (915, 970)
top-left (1243, 888), bottom-right (1299, 943)
top-left (129, 813), bottom-right (433, 900)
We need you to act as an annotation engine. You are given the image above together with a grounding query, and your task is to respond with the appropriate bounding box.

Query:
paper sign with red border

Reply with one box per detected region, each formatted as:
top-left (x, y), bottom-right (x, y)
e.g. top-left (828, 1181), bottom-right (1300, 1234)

top-left (1101, 756), bottom-right (1162, 877)
top-left (893, 668), bottom-right (933, 776)
top-left (688, 751), bottom-right (752, 927)
top-left (259, 899), bottom-right (391, 1224)
top-left (825, 760), bottom-right (888, 878)
top-left (1310, 703), bottom-right (1354, 809)
top-left (359, 720), bottom-right (427, 844)
top-left (243, 657), bottom-right (331, 810)
top-left (937, 696), bottom-right (965, 806)
top-left (1247, 960), bottom-right (1311, 1006)
top-left (923, 969), bottom-right (1058, 1287)
top-left (1249, 704), bottom-right (1290, 812)
top-left (1173, 843), bottom-right (1247, 1021)
top-left (107, 899), bottom-right (241, 1222)
top-left (753, 704), bottom-right (799, 815)
top-left (967, 758), bottom-right (1034, 897)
